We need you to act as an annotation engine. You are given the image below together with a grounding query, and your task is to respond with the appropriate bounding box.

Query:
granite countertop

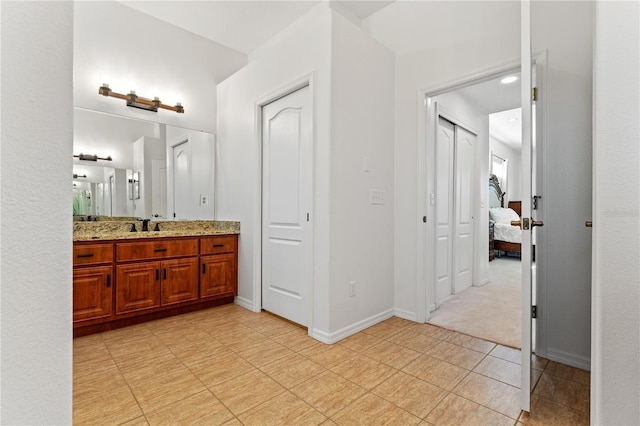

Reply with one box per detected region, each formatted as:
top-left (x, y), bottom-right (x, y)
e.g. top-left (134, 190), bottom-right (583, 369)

top-left (73, 220), bottom-right (240, 241)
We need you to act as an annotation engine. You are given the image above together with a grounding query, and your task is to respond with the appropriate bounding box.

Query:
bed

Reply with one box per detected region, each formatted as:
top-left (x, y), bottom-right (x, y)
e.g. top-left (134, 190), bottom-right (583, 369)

top-left (489, 175), bottom-right (535, 258)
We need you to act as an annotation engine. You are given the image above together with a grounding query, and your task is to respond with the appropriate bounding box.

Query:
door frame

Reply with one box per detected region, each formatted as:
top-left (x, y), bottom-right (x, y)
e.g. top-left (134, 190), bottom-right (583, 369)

top-left (167, 136), bottom-right (191, 221)
top-left (415, 52), bottom-right (548, 329)
top-left (252, 73), bottom-right (316, 332)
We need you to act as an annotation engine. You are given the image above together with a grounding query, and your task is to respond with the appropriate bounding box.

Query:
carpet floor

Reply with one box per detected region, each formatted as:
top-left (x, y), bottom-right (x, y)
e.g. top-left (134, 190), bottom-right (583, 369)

top-left (428, 256), bottom-right (522, 349)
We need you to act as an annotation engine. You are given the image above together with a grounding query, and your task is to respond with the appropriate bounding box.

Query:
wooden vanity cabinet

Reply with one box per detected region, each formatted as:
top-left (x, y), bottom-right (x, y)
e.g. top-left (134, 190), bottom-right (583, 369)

top-left (73, 243), bottom-right (114, 325)
top-left (73, 234), bottom-right (238, 337)
top-left (200, 235), bottom-right (238, 299)
top-left (115, 238), bottom-right (199, 315)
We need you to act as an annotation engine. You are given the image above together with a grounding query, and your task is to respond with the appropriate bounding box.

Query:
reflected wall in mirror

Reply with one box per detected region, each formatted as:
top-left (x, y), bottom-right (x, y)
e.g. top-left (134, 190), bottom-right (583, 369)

top-left (73, 107), bottom-right (216, 220)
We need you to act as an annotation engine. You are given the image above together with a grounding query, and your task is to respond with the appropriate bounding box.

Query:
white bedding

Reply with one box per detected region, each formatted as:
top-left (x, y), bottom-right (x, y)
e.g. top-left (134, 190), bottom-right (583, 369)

top-left (494, 223), bottom-right (522, 243)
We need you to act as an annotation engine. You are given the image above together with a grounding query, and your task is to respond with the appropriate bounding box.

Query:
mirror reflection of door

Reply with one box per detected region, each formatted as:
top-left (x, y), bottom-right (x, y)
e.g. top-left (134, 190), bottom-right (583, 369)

top-left (152, 159), bottom-right (167, 219)
top-left (172, 140), bottom-right (190, 220)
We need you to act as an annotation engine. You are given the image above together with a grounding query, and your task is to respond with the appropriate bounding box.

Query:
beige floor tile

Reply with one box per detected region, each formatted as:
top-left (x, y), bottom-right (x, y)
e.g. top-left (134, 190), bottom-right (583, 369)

top-left (330, 353), bottom-right (397, 390)
top-left (453, 372), bottom-right (521, 419)
top-left (126, 361), bottom-right (207, 413)
top-left (362, 321), bottom-right (404, 340)
top-left (372, 371), bottom-right (447, 418)
top-left (474, 355), bottom-right (521, 388)
top-left (532, 355), bottom-right (550, 371)
top-left (215, 327), bottom-right (269, 352)
top-left (366, 340), bottom-right (421, 369)
top-left (221, 418), bottom-right (244, 426)
top-left (409, 323), bottom-right (455, 340)
top-left (321, 419), bottom-right (339, 425)
top-left (382, 316), bottom-right (416, 329)
top-left (273, 328), bottom-right (324, 352)
top-left (100, 323), bottom-right (155, 346)
top-left (386, 329), bottom-right (441, 353)
top-left (107, 336), bottom-right (176, 374)
top-left (119, 416), bottom-right (150, 426)
top-left (188, 351), bottom-right (257, 388)
top-left (73, 368), bottom-right (143, 426)
top-left (300, 342), bottom-right (357, 369)
top-left (402, 354), bottom-right (469, 391)
top-left (145, 390), bottom-right (234, 426)
top-left (427, 341), bottom-right (486, 370)
top-left (332, 393), bottom-right (421, 426)
top-left (209, 369), bottom-right (286, 416)
top-left (168, 338), bottom-right (232, 367)
top-left (533, 373), bottom-right (590, 413)
top-left (237, 339), bottom-right (294, 368)
top-left (73, 340), bottom-right (116, 377)
top-left (339, 332), bottom-right (385, 353)
top-left (238, 390), bottom-right (326, 426)
top-left (152, 325), bottom-right (212, 346)
top-left (290, 370), bottom-right (366, 417)
top-left (490, 344), bottom-right (521, 364)
top-left (447, 332), bottom-right (497, 354)
top-left (260, 352), bottom-right (326, 388)
top-left (425, 393), bottom-right (514, 426)
top-left (544, 361), bottom-right (589, 386)
top-left (520, 394), bottom-right (589, 425)
top-left (246, 316), bottom-right (301, 337)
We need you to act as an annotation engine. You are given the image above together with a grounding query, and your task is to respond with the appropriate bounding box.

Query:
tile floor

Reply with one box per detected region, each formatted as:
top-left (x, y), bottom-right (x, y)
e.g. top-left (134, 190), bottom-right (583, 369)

top-left (74, 304), bottom-right (590, 425)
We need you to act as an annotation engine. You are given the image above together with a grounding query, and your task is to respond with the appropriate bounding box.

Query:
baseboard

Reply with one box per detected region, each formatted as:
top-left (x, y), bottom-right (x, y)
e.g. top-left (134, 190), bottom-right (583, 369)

top-left (546, 348), bottom-right (591, 371)
top-left (310, 309), bottom-right (394, 344)
top-left (234, 296), bottom-right (257, 312)
top-left (476, 278), bottom-right (490, 287)
top-left (394, 308), bottom-right (417, 322)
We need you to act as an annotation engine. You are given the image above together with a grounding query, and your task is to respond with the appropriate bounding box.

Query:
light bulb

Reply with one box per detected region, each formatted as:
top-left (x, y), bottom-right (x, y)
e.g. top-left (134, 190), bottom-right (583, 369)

top-left (100, 73), bottom-right (110, 88)
top-left (500, 76), bottom-right (518, 85)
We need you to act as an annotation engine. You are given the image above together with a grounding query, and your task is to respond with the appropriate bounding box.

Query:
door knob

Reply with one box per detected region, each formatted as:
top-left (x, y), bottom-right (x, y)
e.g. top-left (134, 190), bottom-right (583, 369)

top-left (531, 220), bottom-right (544, 227)
top-left (511, 220), bottom-right (521, 227)
top-left (585, 221), bottom-right (593, 228)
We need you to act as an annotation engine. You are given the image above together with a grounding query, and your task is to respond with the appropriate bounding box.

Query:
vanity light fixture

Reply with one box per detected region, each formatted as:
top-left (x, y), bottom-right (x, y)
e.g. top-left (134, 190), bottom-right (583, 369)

top-left (73, 174), bottom-right (87, 179)
top-left (74, 153), bottom-right (113, 162)
top-left (98, 83), bottom-right (184, 114)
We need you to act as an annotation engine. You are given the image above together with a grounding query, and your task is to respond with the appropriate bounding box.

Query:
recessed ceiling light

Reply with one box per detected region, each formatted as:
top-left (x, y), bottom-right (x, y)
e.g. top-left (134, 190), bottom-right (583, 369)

top-left (501, 76), bottom-right (519, 84)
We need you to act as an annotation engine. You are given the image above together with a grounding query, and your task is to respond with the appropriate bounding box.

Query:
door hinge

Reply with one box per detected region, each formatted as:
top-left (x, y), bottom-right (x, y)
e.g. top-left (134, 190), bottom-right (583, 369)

top-left (531, 305), bottom-right (537, 319)
top-left (532, 87), bottom-right (538, 102)
top-left (532, 195), bottom-right (541, 210)
top-left (423, 216), bottom-right (427, 223)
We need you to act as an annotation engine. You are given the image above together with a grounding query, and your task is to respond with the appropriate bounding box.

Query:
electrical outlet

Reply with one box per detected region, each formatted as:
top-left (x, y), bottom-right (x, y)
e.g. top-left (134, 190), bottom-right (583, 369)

top-left (200, 194), bottom-right (208, 205)
top-left (370, 190), bottom-right (385, 205)
top-left (349, 281), bottom-right (356, 297)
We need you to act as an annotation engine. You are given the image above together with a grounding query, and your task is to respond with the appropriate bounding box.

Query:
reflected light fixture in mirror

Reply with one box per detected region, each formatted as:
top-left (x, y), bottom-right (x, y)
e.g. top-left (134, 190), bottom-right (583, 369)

top-left (74, 153), bottom-right (113, 161)
top-left (500, 75), bottom-right (519, 84)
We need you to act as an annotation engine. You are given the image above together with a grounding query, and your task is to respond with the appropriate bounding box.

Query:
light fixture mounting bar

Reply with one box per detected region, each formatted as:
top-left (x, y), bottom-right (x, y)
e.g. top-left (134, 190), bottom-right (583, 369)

top-left (74, 153), bottom-right (113, 162)
top-left (98, 85), bottom-right (184, 114)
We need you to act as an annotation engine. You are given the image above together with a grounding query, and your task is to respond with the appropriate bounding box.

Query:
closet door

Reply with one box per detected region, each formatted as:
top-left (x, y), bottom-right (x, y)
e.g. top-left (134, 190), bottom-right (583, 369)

top-left (435, 117), bottom-right (455, 304)
top-left (453, 126), bottom-right (475, 293)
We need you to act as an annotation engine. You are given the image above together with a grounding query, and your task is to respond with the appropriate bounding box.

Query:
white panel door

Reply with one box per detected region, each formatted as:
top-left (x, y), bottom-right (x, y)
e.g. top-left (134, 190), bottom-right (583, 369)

top-left (262, 86), bottom-right (312, 326)
top-left (520, 0), bottom-right (533, 411)
top-left (152, 159), bottom-right (167, 219)
top-left (172, 141), bottom-right (190, 220)
top-left (435, 117), bottom-right (455, 304)
top-left (453, 126), bottom-right (475, 293)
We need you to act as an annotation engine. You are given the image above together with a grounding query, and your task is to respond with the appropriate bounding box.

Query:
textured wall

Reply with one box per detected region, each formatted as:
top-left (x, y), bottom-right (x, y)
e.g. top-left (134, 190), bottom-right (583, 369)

top-left (1, 2), bottom-right (73, 423)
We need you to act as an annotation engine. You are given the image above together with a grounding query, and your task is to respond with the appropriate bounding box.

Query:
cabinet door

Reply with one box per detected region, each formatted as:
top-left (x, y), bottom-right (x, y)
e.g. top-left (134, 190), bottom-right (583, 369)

top-left (200, 253), bottom-right (237, 299)
top-left (161, 257), bottom-right (199, 306)
top-left (73, 266), bottom-right (113, 322)
top-left (116, 261), bottom-right (161, 314)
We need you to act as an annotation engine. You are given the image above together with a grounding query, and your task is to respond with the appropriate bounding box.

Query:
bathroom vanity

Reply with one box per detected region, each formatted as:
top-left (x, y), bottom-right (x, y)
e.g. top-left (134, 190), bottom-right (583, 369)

top-left (73, 220), bottom-right (239, 337)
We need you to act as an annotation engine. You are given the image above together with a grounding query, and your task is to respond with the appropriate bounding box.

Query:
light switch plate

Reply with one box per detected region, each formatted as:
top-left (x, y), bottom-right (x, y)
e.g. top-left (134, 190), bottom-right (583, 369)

top-left (370, 190), bottom-right (385, 205)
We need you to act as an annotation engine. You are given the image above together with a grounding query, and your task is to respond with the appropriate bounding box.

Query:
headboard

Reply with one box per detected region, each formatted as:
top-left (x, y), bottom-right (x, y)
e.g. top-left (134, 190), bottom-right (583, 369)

top-left (489, 174), bottom-right (505, 208)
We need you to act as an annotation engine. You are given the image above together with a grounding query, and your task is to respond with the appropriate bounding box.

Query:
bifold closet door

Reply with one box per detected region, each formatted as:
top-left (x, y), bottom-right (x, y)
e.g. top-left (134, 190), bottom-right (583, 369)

top-left (453, 125), bottom-right (475, 293)
top-left (435, 117), bottom-right (455, 304)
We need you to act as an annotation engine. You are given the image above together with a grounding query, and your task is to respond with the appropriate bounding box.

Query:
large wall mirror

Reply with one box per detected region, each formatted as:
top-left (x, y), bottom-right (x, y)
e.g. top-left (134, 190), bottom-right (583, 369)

top-left (73, 107), bottom-right (216, 220)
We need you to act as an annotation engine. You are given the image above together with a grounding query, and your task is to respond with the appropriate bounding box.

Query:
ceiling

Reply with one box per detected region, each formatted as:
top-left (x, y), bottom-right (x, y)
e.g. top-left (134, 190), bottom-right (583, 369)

top-left (118, 1), bottom-right (395, 55)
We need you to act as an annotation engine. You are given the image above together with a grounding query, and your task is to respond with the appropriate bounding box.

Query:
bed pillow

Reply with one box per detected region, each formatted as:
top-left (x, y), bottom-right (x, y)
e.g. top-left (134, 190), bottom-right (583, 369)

top-left (489, 207), bottom-right (520, 224)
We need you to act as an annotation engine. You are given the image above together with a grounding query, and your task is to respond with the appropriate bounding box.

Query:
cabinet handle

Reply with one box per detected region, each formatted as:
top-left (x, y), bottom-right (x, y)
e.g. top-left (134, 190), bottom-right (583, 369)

top-left (77, 253), bottom-right (94, 258)
top-left (156, 269), bottom-right (159, 281)
top-left (202, 264), bottom-right (206, 274)
top-left (106, 274), bottom-right (111, 288)
top-left (213, 244), bottom-right (224, 248)
top-left (163, 268), bottom-right (167, 280)
top-left (154, 248), bottom-right (168, 252)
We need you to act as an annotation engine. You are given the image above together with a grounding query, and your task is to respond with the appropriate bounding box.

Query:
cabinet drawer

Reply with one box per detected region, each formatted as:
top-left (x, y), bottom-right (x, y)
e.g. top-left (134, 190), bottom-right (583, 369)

top-left (73, 243), bottom-right (113, 266)
top-left (116, 239), bottom-right (198, 262)
top-left (200, 235), bottom-right (237, 255)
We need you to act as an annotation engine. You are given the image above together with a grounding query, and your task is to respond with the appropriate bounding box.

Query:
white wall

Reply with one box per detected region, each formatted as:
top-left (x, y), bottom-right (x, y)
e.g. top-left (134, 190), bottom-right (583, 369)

top-left (0, 2), bottom-right (73, 423)
top-left (73, 1), bottom-right (246, 133)
top-left (377, 3), bottom-right (520, 321)
top-left (490, 136), bottom-right (522, 203)
top-left (432, 91), bottom-right (490, 289)
top-left (328, 13), bottom-right (396, 334)
top-left (216, 4), bottom-right (333, 333)
top-left (592, 2), bottom-right (640, 424)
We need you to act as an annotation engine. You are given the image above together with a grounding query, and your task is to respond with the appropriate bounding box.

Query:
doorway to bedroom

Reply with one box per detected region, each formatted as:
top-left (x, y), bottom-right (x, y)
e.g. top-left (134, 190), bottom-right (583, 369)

top-left (425, 71), bottom-right (530, 350)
